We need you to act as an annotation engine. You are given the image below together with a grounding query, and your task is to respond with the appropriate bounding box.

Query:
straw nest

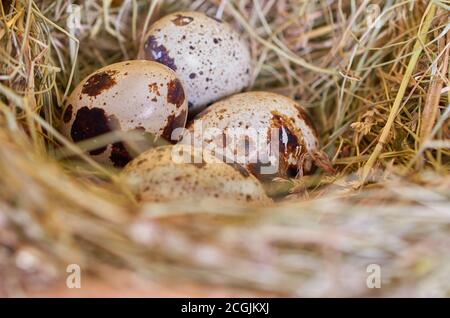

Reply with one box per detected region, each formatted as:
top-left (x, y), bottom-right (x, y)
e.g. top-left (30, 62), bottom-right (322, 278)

top-left (0, 0), bottom-right (449, 297)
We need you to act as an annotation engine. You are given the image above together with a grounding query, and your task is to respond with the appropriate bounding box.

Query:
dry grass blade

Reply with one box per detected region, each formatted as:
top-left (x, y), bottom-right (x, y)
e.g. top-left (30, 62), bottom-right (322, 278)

top-left (361, 2), bottom-right (437, 183)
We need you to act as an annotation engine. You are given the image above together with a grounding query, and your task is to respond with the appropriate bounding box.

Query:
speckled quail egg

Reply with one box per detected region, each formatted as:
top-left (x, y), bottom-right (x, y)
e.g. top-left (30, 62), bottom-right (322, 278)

top-left (122, 145), bottom-right (271, 205)
top-left (62, 60), bottom-right (188, 167)
top-left (139, 11), bottom-right (252, 114)
top-left (180, 91), bottom-right (333, 180)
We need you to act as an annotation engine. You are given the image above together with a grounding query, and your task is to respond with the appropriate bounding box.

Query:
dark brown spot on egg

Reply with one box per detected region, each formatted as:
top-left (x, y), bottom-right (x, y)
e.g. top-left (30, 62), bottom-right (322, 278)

top-left (171, 14), bottom-right (194, 26)
top-left (160, 109), bottom-right (187, 143)
top-left (270, 111), bottom-right (307, 178)
top-left (296, 106), bottom-right (319, 137)
top-left (144, 36), bottom-right (177, 71)
top-left (81, 70), bottom-right (118, 97)
top-left (71, 107), bottom-right (117, 156)
top-left (110, 142), bottom-right (132, 168)
top-left (286, 166), bottom-right (299, 178)
top-left (110, 126), bottom-right (147, 167)
top-left (189, 73), bottom-right (196, 79)
top-left (167, 79), bottom-right (185, 108)
top-left (70, 108), bottom-right (135, 167)
top-left (148, 82), bottom-right (160, 96)
top-left (191, 161), bottom-right (206, 169)
top-left (271, 112), bottom-right (302, 156)
top-left (63, 104), bottom-right (73, 123)
top-left (247, 161), bottom-right (276, 182)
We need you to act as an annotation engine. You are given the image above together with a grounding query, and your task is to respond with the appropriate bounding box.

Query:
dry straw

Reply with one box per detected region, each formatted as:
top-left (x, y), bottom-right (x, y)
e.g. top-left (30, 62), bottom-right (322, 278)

top-left (0, 0), bottom-right (449, 296)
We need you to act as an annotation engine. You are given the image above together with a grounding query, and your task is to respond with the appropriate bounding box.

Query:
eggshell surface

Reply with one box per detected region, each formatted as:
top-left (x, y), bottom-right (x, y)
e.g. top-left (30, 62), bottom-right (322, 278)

top-left (140, 11), bottom-right (252, 113)
top-left (122, 145), bottom-right (271, 205)
top-left (62, 60), bottom-right (188, 167)
top-left (181, 92), bottom-right (322, 180)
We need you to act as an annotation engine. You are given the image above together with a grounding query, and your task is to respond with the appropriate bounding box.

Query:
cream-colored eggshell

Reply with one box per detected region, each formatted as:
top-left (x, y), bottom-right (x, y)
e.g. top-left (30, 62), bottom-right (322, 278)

top-left (180, 91), bottom-right (320, 180)
top-left (62, 60), bottom-right (188, 167)
top-left (139, 11), bottom-right (252, 113)
top-left (122, 145), bottom-right (271, 205)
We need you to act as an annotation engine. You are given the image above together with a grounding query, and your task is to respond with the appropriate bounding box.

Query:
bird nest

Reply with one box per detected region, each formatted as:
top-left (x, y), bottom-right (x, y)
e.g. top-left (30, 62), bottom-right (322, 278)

top-left (0, 0), bottom-right (449, 297)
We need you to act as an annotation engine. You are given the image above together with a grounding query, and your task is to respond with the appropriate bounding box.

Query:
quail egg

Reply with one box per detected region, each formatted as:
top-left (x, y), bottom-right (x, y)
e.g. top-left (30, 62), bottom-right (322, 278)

top-left (62, 60), bottom-right (188, 167)
top-left (122, 145), bottom-right (271, 205)
top-left (139, 11), bottom-right (252, 114)
top-left (181, 91), bottom-right (332, 180)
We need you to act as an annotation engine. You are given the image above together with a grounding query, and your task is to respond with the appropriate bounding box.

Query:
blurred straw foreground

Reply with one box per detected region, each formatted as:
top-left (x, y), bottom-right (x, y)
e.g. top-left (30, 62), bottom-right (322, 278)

top-left (0, 0), bottom-right (449, 297)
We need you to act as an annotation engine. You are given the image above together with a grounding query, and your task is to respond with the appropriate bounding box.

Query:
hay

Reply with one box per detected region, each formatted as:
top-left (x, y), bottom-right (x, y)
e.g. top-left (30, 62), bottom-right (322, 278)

top-left (0, 0), bottom-right (449, 296)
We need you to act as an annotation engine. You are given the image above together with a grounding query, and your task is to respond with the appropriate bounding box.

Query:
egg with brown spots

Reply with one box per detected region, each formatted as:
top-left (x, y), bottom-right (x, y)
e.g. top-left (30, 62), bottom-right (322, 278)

top-left (139, 11), bottom-right (252, 114)
top-left (180, 92), bottom-right (333, 180)
top-left (61, 60), bottom-right (188, 167)
top-left (122, 145), bottom-right (271, 205)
